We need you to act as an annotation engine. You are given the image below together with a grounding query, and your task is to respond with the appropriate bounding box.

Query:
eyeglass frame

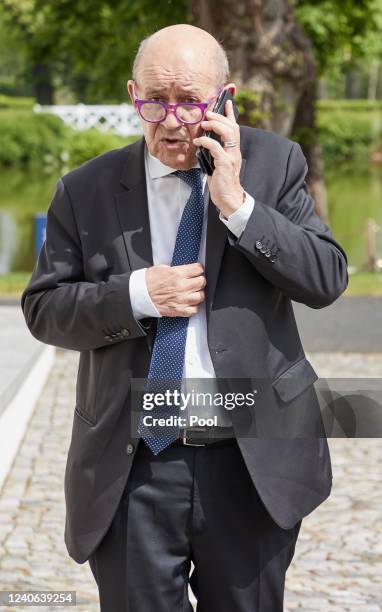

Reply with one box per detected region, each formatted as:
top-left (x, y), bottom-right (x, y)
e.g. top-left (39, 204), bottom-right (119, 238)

top-left (131, 81), bottom-right (225, 125)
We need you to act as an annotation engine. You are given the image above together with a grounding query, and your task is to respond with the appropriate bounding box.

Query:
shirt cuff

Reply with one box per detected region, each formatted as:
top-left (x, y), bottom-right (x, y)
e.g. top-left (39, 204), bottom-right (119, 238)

top-left (219, 191), bottom-right (255, 237)
top-left (129, 268), bottom-right (162, 319)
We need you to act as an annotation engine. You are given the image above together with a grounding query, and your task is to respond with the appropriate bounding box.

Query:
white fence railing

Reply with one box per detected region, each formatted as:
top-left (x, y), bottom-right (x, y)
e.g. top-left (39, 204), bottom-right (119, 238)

top-left (34, 103), bottom-right (143, 137)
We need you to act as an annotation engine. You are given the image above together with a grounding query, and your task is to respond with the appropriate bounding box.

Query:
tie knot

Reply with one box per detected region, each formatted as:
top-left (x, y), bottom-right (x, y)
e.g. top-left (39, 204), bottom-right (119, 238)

top-left (173, 167), bottom-right (202, 188)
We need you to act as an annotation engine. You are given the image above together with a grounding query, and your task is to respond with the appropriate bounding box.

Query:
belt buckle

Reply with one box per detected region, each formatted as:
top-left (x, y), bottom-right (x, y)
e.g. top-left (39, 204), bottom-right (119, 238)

top-left (182, 426), bottom-right (208, 447)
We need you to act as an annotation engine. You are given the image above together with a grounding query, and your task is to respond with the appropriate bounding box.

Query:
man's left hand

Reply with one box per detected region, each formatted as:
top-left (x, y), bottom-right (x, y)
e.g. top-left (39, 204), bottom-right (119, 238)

top-left (193, 99), bottom-right (245, 219)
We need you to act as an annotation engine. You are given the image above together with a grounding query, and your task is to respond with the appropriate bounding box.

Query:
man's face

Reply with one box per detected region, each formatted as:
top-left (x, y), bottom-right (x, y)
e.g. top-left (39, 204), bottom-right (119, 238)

top-left (127, 59), bottom-right (223, 170)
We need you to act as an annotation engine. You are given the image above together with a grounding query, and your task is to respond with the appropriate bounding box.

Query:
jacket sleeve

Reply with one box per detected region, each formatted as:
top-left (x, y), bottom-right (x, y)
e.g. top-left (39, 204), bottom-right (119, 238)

top-left (21, 177), bottom-right (151, 351)
top-left (226, 142), bottom-right (349, 308)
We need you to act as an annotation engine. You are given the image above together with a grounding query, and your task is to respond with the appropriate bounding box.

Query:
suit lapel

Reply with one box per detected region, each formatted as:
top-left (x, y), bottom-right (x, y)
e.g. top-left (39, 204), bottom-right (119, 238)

top-left (205, 155), bottom-right (247, 319)
top-left (115, 137), bottom-right (153, 272)
top-left (115, 137), bottom-right (155, 351)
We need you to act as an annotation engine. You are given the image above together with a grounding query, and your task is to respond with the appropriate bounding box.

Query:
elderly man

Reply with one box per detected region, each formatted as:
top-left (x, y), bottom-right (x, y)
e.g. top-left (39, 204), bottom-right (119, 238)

top-left (21, 23), bottom-right (348, 612)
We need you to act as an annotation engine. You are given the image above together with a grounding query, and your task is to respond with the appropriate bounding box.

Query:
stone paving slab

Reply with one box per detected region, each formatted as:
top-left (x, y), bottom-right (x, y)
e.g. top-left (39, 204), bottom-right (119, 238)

top-left (0, 349), bottom-right (381, 611)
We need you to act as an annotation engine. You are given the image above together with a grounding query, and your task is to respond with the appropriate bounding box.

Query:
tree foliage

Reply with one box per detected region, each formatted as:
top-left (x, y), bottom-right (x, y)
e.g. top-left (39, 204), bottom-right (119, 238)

top-left (1, 0), bottom-right (381, 101)
top-left (295, 0), bottom-right (382, 73)
top-left (0, 0), bottom-right (187, 101)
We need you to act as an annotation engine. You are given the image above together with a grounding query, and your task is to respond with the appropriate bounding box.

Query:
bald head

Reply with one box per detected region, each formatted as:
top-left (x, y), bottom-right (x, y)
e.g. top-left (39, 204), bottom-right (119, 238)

top-left (127, 24), bottom-right (234, 171)
top-left (132, 24), bottom-right (229, 87)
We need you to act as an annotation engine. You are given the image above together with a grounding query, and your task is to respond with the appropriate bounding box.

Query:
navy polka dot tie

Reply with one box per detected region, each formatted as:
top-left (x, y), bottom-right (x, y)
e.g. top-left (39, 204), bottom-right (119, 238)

top-left (138, 168), bottom-right (205, 455)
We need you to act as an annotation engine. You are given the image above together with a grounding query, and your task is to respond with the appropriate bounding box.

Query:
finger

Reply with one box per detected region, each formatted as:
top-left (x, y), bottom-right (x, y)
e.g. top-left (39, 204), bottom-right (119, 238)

top-left (200, 119), bottom-right (238, 141)
top-left (193, 136), bottom-right (238, 161)
top-left (225, 99), bottom-right (236, 122)
top-left (177, 262), bottom-right (204, 277)
top-left (186, 290), bottom-right (205, 306)
top-left (172, 304), bottom-right (197, 317)
top-left (183, 306), bottom-right (198, 317)
top-left (165, 305), bottom-right (197, 318)
top-left (185, 275), bottom-right (207, 292)
top-left (199, 274), bottom-right (207, 288)
top-left (192, 136), bottom-right (224, 157)
top-left (205, 108), bottom-right (236, 127)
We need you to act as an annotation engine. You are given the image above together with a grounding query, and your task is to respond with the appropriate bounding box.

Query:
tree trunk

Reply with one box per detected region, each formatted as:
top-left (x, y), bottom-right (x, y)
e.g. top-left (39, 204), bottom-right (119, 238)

top-left (190, 0), bottom-right (328, 220)
top-left (2, 1), bottom-right (55, 104)
top-left (291, 83), bottom-right (328, 222)
top-left (32, 62), bottom-right (54, 105)
top-left (368, 61), bottom-right (380, 101)
top-left (345, 69), bottom-right (358, 99)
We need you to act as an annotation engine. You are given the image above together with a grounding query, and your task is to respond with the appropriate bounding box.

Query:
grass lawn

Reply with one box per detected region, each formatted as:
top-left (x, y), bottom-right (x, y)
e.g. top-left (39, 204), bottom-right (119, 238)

top-left (344, 271), bottom-right (382, 296)
top-left (0, 271), bottom-right (382, 299)
top-left (0, 272), bottom-right (31, 298)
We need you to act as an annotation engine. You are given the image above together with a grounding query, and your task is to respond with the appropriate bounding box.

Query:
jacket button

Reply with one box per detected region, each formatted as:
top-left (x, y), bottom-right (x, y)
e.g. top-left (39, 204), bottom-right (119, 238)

top-left (126, 443), bottom-right (135, 455)
top-left (255, 240), bottom-right (262, 250)
top-left (121, 328), bottom-right (130, 337)
top-left (270, 255), bottom-right (277, 263)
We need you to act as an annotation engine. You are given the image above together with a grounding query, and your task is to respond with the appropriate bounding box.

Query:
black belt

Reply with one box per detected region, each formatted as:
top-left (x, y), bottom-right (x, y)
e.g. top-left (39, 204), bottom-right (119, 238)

top-left (172, 426), bottom-right (236, 447)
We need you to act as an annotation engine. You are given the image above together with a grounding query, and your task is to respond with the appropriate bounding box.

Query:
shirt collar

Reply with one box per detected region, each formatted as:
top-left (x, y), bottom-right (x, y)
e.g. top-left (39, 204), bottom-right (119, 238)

top-left (145, 142), bottom-right (201, 179)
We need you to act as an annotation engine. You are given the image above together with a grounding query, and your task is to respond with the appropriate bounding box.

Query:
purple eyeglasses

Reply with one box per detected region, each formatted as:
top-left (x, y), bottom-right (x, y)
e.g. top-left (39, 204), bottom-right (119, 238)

top-left (132, 82), bottom-right (224, 125)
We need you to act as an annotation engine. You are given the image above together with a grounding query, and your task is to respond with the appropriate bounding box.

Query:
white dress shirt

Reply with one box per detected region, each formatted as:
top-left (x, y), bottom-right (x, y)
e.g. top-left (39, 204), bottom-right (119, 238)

top-left (128, 143), bottom-right (255, 425)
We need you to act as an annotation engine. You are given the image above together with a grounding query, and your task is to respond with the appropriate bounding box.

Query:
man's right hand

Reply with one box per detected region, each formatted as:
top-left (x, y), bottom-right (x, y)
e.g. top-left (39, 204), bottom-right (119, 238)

top-left (146, 263), bottom-right (206, 317)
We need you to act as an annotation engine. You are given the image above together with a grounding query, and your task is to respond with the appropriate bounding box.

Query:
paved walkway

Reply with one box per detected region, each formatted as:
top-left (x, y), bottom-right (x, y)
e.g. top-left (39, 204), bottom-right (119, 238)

top-left (293, 297), bottom-right (382, 353)
top-left (0, 349), bottom-right (381, 611)
top-left (0, 306), bottom-right (44, 418)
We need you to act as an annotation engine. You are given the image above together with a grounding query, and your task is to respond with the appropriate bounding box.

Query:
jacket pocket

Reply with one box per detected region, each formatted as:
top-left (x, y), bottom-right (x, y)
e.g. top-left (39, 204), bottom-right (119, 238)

top-left (272, 357), bottom-right (318, 403)
top-left (75, 349), bottom-right (105, 425)
top-left (74, 404), bottom-right (96, 426)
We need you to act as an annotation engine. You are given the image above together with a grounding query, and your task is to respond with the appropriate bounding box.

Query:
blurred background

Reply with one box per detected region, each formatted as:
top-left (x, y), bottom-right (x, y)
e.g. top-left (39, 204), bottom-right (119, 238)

top-left (0, 0), bottom-right (382, 296)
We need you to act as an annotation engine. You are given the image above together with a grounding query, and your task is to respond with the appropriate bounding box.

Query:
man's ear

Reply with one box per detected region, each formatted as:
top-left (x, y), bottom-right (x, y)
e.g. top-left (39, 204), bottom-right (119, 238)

top-left (224, 82), bottom-right (237, 97)
top-left (127, 80), bottom-right (135, 104)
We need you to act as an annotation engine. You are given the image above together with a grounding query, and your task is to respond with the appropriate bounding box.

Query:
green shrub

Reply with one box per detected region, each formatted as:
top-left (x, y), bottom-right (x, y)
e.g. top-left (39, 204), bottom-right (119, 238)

top-left (291, 100), bottom-right (382, 162)
top-left (0, 111), bottom-right (69, 165)
top-left (0, 109), bottom-right (140, 168)
top-left (317, 100), bottom-right (382, 112)
top-left (0, 94), bottom-right (35, 109)
top-left (66, 129), bottom-right (133, 168)
top-left (317, 108), bottom-right (381, 162)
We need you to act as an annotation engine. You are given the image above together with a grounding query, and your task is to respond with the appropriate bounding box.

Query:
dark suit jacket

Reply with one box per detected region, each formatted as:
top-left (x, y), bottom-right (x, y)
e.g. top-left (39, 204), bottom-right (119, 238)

top-left (21, 125), bottom-right (348, 564)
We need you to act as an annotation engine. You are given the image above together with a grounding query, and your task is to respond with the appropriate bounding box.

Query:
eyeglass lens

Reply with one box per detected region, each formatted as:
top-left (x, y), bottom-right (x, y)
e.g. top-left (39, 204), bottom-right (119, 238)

top-left (139, 102), bottom-right (204, 124)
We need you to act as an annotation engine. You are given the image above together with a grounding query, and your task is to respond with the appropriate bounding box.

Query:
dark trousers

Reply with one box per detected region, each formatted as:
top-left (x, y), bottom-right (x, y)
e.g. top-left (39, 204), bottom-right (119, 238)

top-left (88, 438), bottom-right (302, 611)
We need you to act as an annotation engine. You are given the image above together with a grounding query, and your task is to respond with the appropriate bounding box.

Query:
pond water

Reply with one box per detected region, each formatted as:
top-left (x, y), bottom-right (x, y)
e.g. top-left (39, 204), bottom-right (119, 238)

top-left (0, 163), bottom-right (381, 273)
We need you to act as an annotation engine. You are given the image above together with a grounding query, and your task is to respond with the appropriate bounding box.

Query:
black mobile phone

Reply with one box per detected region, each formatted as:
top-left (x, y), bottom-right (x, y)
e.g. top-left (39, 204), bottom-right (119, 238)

top-left (196, 89), bottom-right (240, 175)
